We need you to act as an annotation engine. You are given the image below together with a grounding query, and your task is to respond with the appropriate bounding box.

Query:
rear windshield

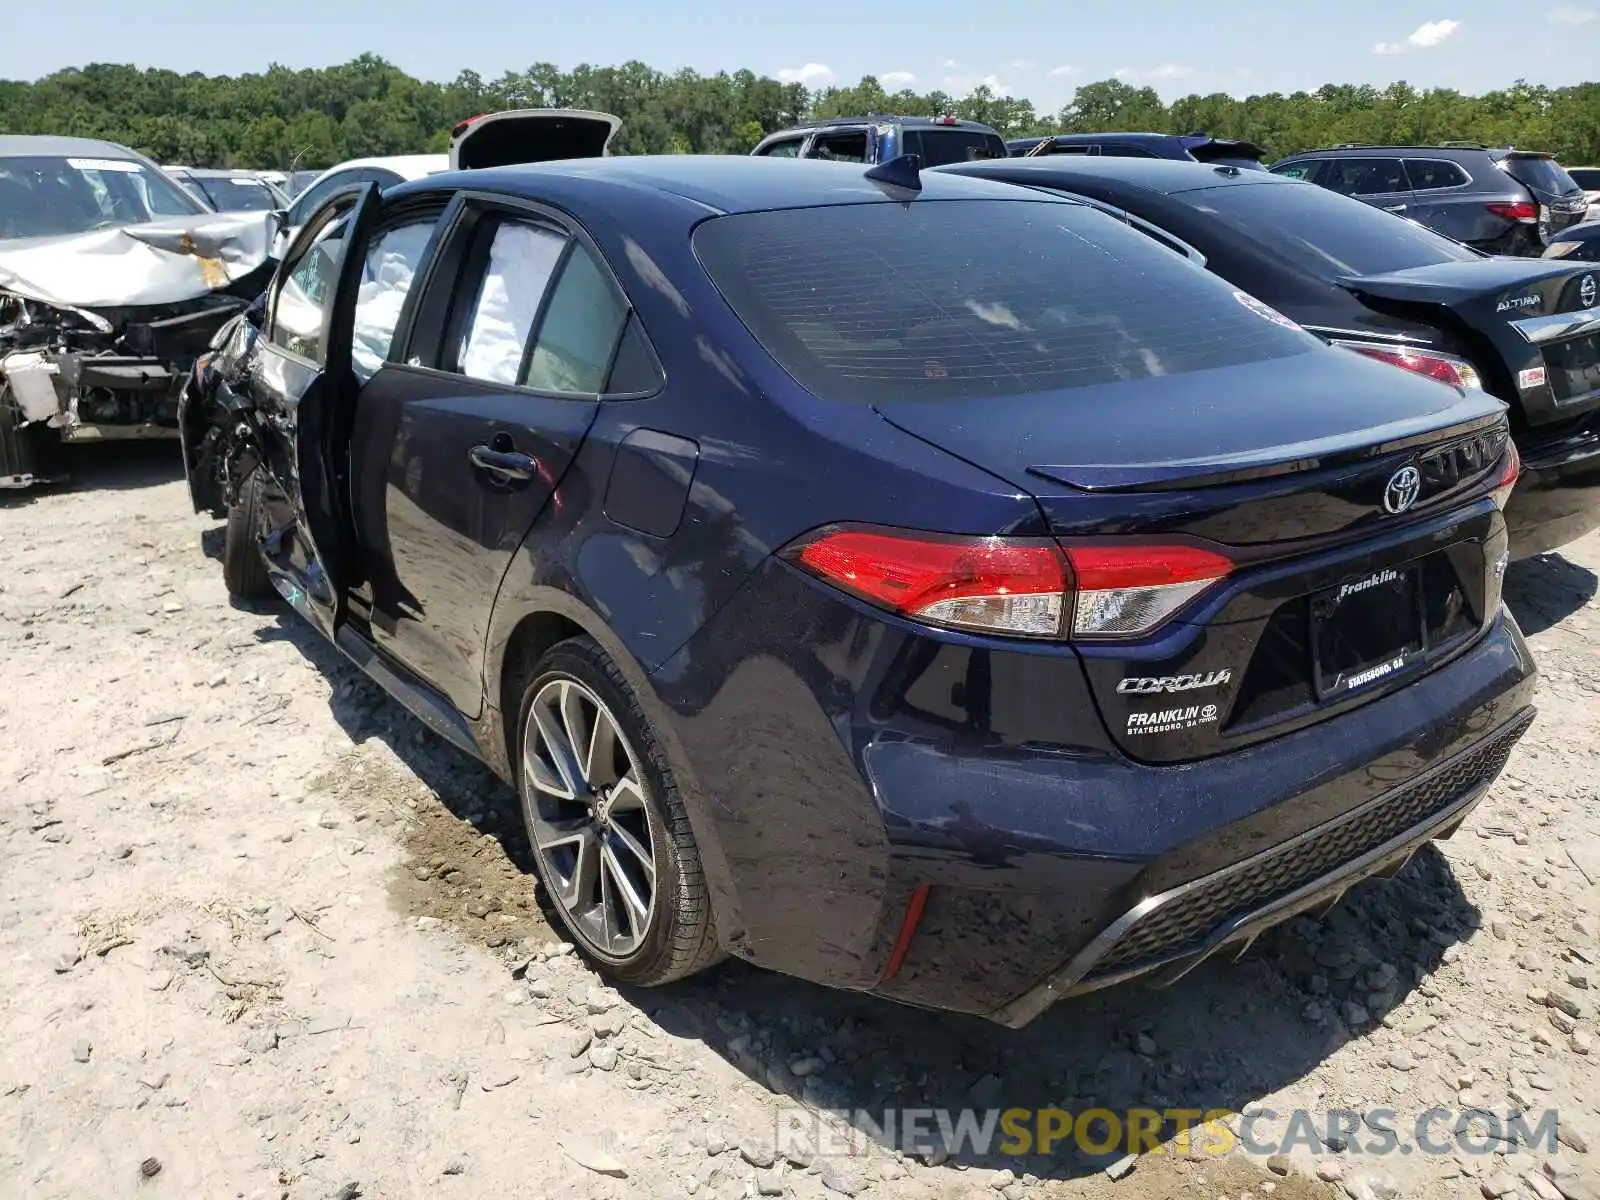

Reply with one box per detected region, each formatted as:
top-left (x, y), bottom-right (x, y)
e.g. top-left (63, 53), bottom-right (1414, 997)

top-left (908, 129), bottom-right (1007, 166)
top-left (1568, 168), bottom-right (1600, 190)
top-left (693, 199), bottom-right (1318, 404)
top-left (1185, 180), bottom-right (1483, 275)
top-left (196, 177), bottom-right (280, 212)
top-left (1501, 155), bottom-right (1582, 196)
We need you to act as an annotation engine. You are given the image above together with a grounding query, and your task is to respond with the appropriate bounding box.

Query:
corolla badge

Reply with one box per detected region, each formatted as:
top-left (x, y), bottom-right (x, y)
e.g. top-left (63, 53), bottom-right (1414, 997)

top-left (1383, 465), bottom-right (1422, 515)
top-left (1582, 274), bottom-right (1598, 309)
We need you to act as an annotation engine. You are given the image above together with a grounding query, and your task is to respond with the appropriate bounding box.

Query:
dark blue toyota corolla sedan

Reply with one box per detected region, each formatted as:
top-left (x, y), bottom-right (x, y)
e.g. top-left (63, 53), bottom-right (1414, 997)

top-left (179, 154), bottom-right (1536, 1026)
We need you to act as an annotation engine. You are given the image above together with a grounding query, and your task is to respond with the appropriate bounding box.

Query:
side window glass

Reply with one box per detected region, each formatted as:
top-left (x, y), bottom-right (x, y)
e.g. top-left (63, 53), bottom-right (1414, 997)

top-left (457, 220), bottom-right (566, 385)
top-left (1271, 161), bottom-right (1317, 181)
top-left (759, 138), bottom-right (804, 158)
top-left (809, 131), bottom-right (868, 163)
top-left (605, 313), bottom-right (664, 395)
top-left (1405, 159), bottom-right (1470, 190)
top-left (1325, 158), bottom-right (1410, 196)
top-left (269, 219), bottom-right (348, 363)
top-left (524, 244), bottom-right (626, 393)
top-left (287, 174), bottom-right (345, 227)
top-left (351, 219), bottom-right (437, 380)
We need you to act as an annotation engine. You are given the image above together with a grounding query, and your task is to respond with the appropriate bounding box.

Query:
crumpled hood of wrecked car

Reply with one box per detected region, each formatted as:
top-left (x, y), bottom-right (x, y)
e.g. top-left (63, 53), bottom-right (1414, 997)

top-left (0, 210), bottom-right (277, 310)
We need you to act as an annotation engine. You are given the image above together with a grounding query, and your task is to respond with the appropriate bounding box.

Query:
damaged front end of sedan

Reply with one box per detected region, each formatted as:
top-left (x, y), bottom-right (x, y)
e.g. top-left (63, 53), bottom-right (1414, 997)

top-left (0, 211), bottom-right (277, 489)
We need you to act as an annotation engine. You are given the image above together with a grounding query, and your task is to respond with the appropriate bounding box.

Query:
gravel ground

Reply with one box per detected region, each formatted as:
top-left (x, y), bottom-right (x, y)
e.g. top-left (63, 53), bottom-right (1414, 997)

top-left (2, 443), bottom-right (1598, 1200)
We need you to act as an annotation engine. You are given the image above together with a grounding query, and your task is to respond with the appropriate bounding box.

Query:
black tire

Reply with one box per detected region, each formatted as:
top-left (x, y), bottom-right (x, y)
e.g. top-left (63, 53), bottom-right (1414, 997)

top-left (515, 636), bottom-right (722, 986)
top-left (222, 468), bottom-right (273, 601)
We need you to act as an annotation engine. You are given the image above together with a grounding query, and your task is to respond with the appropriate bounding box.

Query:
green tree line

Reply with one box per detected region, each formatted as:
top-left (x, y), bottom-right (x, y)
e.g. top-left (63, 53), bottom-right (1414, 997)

top-left (2, 56), bottom-right (1596, 169)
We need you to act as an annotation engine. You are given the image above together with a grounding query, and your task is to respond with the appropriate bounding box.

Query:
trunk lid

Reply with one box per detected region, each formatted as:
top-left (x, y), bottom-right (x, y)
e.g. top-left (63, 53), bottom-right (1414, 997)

top-left (1344, 259), bottom-right (1600, 425)
top-left (448, 109), bottom-right (621, 171)
top-left (877, 350), bottom-right (1512, 764)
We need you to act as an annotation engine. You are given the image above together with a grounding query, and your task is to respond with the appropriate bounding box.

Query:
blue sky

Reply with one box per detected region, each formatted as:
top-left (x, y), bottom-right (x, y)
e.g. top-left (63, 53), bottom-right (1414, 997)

top-left (3, 0), bottom-right (1595, 111)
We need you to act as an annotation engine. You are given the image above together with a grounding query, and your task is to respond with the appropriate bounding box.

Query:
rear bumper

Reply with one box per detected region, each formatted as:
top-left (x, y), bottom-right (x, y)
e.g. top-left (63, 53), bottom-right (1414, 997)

top-left (655, 553), bottom-right (1538, 1022)
top-left (1507, 418), bottom-right (1600, 558)
top-left (991, 704), bottom-right (1531, 1026)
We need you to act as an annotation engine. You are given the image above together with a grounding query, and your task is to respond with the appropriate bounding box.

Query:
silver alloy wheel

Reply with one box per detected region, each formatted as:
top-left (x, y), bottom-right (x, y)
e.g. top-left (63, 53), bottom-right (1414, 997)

top-left (522, 676), bottom-right (659, 960)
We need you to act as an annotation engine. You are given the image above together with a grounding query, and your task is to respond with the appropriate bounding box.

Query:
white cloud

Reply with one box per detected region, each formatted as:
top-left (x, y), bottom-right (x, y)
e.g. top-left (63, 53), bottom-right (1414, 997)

top-left (943, 71), bottom-right (1014, 96)
top-left (1372, 17), bottom-right (1462, 54)
top-left (941, 58), bottom-right (960, 69)
top-left (1409, 18), bottom-right (1461, 45)
top-left (1009, 59), bottom-right (1036, 71)
top-left (1113, 63), bottom-right (1196, 81)
top-left (1548, 5), bottom-right (1595, 22)
top-left (776, 62), bottom-right (835, 86)
top-left (880, 70), bottom-right (916, 89)
top-left (1049, 64), bottom-right (1078, 77)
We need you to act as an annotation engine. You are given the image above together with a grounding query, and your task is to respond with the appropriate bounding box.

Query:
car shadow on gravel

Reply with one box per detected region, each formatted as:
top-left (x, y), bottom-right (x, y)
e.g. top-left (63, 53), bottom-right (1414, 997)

top-left (246, 607), bottom-right (555, 950)
top-left (646, 843), bottom-right (1480, 1185)
top-left (0, 440), bottom-right (184, 507)
top-left (1504, 552), bottom-right (1599, 637)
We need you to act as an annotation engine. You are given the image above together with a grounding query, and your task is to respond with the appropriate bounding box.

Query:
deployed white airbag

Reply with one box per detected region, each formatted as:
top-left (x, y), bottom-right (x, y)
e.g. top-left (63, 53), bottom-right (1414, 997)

top-left (459, 223), bottom-right (564, 386)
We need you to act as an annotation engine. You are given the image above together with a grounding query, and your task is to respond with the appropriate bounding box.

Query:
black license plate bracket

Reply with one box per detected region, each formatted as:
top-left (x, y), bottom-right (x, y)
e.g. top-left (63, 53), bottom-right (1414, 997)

top-left (1310, 564), bottom-right (1427, 699)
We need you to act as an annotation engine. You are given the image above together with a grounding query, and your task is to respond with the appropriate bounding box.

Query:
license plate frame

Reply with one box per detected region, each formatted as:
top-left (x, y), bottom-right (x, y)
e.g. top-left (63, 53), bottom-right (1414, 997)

top-left (1309, 564), bottom-right (1427, 700)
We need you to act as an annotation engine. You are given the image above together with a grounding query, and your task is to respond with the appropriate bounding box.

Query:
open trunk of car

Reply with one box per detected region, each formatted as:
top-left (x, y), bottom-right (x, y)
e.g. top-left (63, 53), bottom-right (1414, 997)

top-left (448, 109), bottom-right (621, 171)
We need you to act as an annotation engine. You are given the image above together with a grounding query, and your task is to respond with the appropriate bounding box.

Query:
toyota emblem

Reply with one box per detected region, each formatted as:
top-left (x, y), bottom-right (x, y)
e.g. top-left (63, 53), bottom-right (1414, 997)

top-left (1383, 465), bottom-right (1422, 515)
top-left (1582, 274), bottom-right (1598, 309)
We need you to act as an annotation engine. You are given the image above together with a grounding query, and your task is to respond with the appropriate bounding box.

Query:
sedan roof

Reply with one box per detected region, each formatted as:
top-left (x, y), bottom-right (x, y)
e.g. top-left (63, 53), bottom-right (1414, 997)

top-left (937, 155), bottom-right (1295, 197)
top-left (0, 134), bottom-right (143, 160)
top-left (396, 153), bottom-right (1063, 216)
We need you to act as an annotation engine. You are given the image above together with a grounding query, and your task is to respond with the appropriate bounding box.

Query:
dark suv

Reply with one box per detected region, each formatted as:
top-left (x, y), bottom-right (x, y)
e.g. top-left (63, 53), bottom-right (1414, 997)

top-left (1269, 144), bottom-right (1589, 256)
top-left (1007, 131), bottom-right (1267, 169)
top-left (751, 115), bottom-right (1005, 166)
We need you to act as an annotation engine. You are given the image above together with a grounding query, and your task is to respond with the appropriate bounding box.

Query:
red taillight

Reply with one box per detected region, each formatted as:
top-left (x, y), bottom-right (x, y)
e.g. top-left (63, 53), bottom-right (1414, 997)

top-left (1486, 200), bottom-right (1538, 222)
top-left (1492, 440), bottom-right (1521, 511)
top-left (1062, 543), bottom-right (1234, 638)
top-left (450, 113), bottom-right (487, 140)
top-left (784, 526), bottom-right (1232, 640)
top-left (789, 527), bottom-right (1069, 637)
top-left (1336, 341), bottom-right (1483, 391)
top-left (935, 114), bottom-right (958, 125)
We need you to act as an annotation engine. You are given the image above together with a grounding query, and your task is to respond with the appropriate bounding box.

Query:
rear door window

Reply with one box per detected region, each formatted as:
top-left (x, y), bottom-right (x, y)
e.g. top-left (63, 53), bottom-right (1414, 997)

top-left (1320, 158), bottom-right (1411, 196)
top-left (1270, 161), bottom-right (1320, 182)
top-left (693, 198), bottom-right (1317, 404)
top-left (757, 137), bottom-right (806, 158)
top-left (807, 131), bottom-right (868, 162)
top-left (455, 220), bottom-right (566, 385)
top-left (1404, 159), bottom-right (1471, 191)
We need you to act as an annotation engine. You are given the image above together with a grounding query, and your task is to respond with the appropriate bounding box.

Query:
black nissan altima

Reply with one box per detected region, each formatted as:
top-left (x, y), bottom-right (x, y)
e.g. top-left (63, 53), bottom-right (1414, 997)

top-left (180, 155), bottom-right (1535, 1026)
top-left (941, 156), bottom-right (1600, 561)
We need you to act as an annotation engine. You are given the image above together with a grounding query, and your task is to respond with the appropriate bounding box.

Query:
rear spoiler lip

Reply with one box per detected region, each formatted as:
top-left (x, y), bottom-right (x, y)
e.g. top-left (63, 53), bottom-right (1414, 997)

top-left (1025, 401), bottom-right (1508, 493)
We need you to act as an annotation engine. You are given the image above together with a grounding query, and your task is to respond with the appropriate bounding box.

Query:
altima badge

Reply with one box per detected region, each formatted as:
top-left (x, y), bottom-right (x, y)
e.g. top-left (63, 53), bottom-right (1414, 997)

top-left (1383, 465), bottom-right (1422, 515)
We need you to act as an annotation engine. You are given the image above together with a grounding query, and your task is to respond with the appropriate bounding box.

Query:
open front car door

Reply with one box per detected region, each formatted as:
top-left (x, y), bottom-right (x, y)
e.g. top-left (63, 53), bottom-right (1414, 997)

top-left (249, 181), bottom-right (382, 638)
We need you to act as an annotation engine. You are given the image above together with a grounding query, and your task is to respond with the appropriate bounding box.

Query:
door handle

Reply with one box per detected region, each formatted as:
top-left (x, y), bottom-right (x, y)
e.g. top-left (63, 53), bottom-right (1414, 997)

top-left (468, 444), bottom-right (538, 481)
top-left (1384, 204), bottom-right (1408, 212)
